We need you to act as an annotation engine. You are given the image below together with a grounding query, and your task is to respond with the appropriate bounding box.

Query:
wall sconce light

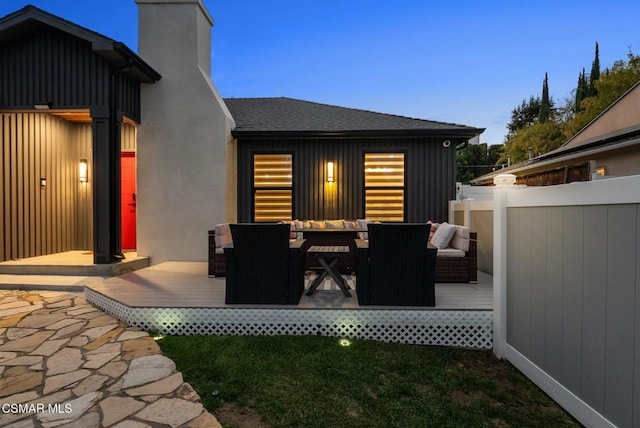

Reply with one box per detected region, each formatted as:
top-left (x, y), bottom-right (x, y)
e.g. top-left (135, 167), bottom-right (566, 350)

top-left (40, 177), bottom-right (47, 187)
top-left (79, 159), bottom-right (88, 183)
top-left (327, 161), bottom-right (335, 183)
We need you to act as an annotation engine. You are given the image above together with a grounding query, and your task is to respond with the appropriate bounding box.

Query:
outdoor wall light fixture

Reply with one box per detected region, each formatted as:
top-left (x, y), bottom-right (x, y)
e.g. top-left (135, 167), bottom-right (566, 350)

top-left (40, 177), bottom-right (47, 187)
top-left (79, 159), bottom-right (88, 183)
top-left (327, 161), bottom-right (335, 183)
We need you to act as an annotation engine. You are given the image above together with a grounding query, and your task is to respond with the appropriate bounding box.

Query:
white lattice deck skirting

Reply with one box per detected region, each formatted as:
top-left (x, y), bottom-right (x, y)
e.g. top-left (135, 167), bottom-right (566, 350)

top-left (86, 288), bottom-right (493, 349)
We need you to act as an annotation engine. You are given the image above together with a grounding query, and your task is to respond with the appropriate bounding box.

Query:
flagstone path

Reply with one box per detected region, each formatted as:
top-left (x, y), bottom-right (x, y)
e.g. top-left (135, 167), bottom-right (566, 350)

top-left (0, 290), bottom-right (221, 428)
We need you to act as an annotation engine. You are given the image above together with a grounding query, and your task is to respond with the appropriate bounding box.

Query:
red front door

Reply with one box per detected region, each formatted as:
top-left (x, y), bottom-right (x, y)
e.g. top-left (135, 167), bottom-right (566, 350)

top-left (121, 152), bottom-right (137, 250)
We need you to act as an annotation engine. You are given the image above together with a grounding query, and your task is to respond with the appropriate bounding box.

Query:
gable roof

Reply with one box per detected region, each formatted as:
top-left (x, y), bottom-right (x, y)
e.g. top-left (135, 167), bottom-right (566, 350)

top-left (224, 97), bottom-right (484, 139)
top-left (0, 5), bottom-right (160, 83)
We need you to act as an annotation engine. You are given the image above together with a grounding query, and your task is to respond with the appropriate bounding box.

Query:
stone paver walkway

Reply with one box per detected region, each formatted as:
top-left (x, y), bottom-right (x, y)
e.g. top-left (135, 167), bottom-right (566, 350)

top-left (0, 290), bottom-right (221, 428)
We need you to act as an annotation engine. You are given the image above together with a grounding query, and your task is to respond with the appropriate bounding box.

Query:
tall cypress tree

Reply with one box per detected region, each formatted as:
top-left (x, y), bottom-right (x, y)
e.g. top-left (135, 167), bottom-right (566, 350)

top-left (575, 68), bottom-right (588, 112)
top-left (538, 73), bottom-right (551, 123)
top-left (587, 42), bottom-right (600, 97)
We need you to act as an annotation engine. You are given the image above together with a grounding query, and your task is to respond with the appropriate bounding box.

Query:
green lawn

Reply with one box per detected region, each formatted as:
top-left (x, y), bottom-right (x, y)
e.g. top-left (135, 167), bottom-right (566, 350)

top-left (157, 335), bottom-right (580, 428)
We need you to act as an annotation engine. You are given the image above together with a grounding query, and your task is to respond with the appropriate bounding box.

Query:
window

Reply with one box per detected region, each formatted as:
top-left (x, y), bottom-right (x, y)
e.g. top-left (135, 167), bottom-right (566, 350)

top-left (253, 154), bottom-right (293, 222)
top-left (364, 153), bottom-right (404, 221)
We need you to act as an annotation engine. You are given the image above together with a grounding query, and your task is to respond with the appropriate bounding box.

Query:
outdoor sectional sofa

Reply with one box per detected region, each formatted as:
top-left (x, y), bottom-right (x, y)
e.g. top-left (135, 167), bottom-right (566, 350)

top-left (208, 220), bottom-right (477, 283)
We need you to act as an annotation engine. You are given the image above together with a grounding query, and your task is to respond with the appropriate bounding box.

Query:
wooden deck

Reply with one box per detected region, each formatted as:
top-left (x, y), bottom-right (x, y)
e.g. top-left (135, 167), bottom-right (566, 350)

top-left (85, 262), bottom-right (494, 349)
top-left (85, 261), bottom-right (492, 310)
top-left (1, 253), bottom-right (493, 348)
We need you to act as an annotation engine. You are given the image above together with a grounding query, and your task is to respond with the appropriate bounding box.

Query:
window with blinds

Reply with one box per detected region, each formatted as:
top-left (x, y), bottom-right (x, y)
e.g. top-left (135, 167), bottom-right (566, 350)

top-left (253, 154), bottom-right (293, 222)
top-left (364, 153), bottom-right (405, 221)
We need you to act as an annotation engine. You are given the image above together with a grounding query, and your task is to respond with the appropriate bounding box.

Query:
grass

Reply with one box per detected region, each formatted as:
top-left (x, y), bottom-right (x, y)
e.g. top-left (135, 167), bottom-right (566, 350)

top-left (157, 335), bottom-right (580, 428)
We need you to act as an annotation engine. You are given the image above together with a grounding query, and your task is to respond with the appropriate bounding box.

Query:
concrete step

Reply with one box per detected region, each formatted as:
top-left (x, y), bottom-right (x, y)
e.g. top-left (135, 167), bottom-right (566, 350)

top-left (0, 274), bottom-right (104, 292)
top-left (0, 256), bottom-right (150, 276)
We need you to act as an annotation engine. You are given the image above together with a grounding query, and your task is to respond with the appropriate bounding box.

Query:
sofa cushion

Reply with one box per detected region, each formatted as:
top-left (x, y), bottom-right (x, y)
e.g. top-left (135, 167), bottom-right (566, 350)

top-left (449, 226), bottom-right (470, 252)
top-left (430, 222), bottom-right (457, 249)
top-left (436, 248), bottom-right (466, 258)
top-left (427, 220), bottom-right (439, 243)
top-left (356, 219), bottom-right (380, 239)
top-left (343, 220), bottom-right (357, 229)
top-left (325, 220), bottom-right (345, 229)
top-left (214, 223), bottom-right (232, 247)
top-left (280, 220), bottom-right (304, 238)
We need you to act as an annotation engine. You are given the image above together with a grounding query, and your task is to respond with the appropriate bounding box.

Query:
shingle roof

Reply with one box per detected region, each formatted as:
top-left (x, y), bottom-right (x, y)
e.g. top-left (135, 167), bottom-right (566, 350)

top-left (224, 97), bottom-right (483, 138)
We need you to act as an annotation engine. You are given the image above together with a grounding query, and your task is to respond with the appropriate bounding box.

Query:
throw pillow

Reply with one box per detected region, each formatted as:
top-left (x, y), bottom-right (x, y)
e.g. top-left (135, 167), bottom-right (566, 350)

top-left (356, 219), bottom-right (370, 239)
top-left (427, 220), bottom-right (439, 243)
top-left (311, 220), bottom-right (327, 229)
top-left (326, 220), bottom-right (345, 229)
top-left (430, 222), bottom-right (457, 249)
top-left (344, 220), bottom-right (357, 230)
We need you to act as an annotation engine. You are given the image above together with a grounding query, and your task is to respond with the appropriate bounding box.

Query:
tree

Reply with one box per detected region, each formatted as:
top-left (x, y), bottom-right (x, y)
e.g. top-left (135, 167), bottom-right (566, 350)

top-left (538, 73), bottom-right (551, 123)
top-left (575, 68), bottom-right (588, 112)
top-left (565, 50), bottom-right (640, 137)
top-left (456, 143), bottom-right (503, 183)
top-left (587, 42), bottom-right (601, 97)
top-left (498, 121), bottom-right (564, 165)
top-left (506, 96), bottom-right (541, 138)
top-left (498, 47), bottom-right (640, 169)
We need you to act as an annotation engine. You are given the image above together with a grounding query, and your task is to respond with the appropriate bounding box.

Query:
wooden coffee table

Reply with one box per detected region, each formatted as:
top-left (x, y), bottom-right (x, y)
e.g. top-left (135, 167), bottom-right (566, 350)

top-left (305, 245), bottom-right (351, 297)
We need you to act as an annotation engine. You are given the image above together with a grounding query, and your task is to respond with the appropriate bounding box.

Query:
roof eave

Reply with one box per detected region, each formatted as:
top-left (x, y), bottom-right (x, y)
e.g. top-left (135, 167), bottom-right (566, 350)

top-left (471, 133), bottom-right (640, 185)
top-left (0, 6), bottom-right (161, 84)
top-left (110, 42), bottom-right (161, 83)
top-left (231, 127), bottom-right (484, 140)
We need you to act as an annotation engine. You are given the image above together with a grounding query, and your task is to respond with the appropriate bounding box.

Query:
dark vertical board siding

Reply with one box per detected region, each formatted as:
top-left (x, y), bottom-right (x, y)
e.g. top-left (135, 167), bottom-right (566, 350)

top-left (0, 28), bottom-right (141, 122)
top-left (0, 113), bottom-right (92, 262)
top-left (236, 137), bottom-right (456, 222)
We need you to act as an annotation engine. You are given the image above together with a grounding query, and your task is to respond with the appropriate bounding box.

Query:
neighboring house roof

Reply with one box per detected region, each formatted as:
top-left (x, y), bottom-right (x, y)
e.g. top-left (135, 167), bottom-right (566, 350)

top-left (224, 97), bottom-right (484, 139)
top-left (472, 79), bottom-right (640, 185)
top-left (0, 5), bottom-right (160, 83)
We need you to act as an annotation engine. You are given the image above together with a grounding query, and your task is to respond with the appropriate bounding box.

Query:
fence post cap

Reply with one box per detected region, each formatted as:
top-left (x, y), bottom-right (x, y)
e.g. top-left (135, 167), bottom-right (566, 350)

top-left (494, 173), bottom-right (517, 187)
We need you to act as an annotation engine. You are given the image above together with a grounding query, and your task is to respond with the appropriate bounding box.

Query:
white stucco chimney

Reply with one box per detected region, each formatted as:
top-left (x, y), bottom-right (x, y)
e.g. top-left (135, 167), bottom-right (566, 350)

top-left (135, 0), bottom-right (235, 264)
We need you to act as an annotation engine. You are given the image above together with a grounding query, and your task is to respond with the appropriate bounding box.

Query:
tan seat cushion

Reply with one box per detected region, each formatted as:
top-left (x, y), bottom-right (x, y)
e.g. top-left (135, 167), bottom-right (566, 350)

top-left (436, 248), bottom-right (466, 258)
top-left (449, 225), bottom-right (470, 252)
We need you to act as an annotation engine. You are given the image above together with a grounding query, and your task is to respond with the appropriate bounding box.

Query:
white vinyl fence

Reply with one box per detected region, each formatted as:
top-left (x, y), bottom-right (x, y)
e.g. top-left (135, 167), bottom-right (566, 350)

top-left (493, 175), bottom-right (640, 428)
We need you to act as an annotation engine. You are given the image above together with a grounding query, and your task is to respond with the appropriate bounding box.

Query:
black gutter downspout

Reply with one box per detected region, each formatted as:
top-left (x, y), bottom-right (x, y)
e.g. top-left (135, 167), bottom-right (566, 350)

top-left (91, 60), bottom-right (131, 264)
top-left (110, 59), bottom-right (136, 262)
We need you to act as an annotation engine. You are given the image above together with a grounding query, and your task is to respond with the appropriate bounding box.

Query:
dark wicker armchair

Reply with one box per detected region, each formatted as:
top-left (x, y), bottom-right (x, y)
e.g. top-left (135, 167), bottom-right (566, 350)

top-left (355, 223), bottom-right (437, 306)
top-left (224, 224), bottom-right (306, 305)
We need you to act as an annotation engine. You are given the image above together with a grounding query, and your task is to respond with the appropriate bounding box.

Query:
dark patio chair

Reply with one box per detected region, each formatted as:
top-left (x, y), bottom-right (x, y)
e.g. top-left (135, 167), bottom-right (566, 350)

top-left (224, 223), bottom-right (306, 304)
top-left (355, 223), bottom-right (437, 306)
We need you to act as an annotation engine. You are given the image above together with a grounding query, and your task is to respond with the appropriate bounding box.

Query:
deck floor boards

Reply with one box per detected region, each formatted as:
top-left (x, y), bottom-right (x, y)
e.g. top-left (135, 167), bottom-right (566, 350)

top-left (86, 262), bottom-right (493, 310)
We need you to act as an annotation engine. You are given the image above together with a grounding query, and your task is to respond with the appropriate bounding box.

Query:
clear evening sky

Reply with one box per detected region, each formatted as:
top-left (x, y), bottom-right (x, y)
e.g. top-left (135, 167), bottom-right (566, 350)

top-left (2, 0), bottom-right (639, 146)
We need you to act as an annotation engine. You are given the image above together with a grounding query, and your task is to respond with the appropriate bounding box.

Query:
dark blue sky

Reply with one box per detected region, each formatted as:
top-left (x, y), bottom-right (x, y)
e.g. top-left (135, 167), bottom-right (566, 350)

top-left (2, 0), bottom-right (639, 145)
